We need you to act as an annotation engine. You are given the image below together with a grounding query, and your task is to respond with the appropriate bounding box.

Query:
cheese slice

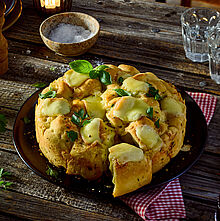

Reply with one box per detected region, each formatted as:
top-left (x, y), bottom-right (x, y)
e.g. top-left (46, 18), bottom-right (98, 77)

top-left (109, 143), bottom-right (144, 165)
top-left (40, 98), bottom-right (70, 116)
top-left (83, 96), bottom-right (105, 119)
top-left (161, 97), bottom-right (184, 116)
top-left (64, 69), bottom-right (89, 87)
top-left (122, 77), bottom-right (148, 95)
top-left (136, 125), bottom-right (162, 150)
top-left (113, 97), bottom-right (149, 122)
top-left (80, 118), bottom-right (101, 144)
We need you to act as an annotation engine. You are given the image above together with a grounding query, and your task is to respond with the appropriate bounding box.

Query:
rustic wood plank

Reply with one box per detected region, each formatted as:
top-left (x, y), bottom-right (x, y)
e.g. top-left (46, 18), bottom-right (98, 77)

top-left (0, 190), bottom-right (128, 221)
top-left (3, 0), bottom-right (214, 78)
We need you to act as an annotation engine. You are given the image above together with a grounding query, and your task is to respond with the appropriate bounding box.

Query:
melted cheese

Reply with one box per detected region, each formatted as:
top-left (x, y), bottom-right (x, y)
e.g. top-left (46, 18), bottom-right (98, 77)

top-left (80, 118), bottom-right (101, 144)
top-left (113, 97), bottom-right (149, 122)
top-left (161, 97), bottom-right (184, 116)
top-left (41, 98), bottom-right (70, 116)
top-left (109, 143), bottom-right (144, 165)
top-left (83, 96), bottom-right (105, 119)
top-left (136, 125), bottom-right (162, 150)
top-left (122, 77), bottom-right (148, 94)
top-left (64, 69), bottom-right (89, 87)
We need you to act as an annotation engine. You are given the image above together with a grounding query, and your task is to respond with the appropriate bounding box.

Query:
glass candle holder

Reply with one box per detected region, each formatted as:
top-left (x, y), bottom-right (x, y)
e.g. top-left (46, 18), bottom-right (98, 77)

top-left (33, 0), bottom-right (72, 15)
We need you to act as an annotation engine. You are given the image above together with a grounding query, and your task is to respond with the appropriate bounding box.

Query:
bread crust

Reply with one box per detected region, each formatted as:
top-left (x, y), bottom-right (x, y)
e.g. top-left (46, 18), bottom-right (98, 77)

top-left (35, 63), bottom-right (186, 196)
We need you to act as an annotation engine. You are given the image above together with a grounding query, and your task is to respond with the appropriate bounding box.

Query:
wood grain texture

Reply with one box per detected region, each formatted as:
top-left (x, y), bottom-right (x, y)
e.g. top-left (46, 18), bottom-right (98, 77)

top-left (0, 0), bottom-right (219, 220)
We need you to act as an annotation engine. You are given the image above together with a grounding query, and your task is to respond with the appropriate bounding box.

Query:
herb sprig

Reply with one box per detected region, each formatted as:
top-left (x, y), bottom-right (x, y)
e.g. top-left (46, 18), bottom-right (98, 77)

top-left (46, 166), bottom-right (59, 180)
top-left (67, 130), bottom-right (78, 142)
top-left (113, 89), bottom-right (131, 97)
top-left (31, 82), bottom-right (47, 88)
top-left (39, 89), bottom-right (56, 99)
top-left (0, 114), bottom-right (7, 133)
top-left (69, 60), bottom-right (112, 85)
top-left (71, 109), bottom-right (90, 128)
top-left (146, 83), bottom-right (162, 100)
top-left (0, 168), bottom-right (13, 190)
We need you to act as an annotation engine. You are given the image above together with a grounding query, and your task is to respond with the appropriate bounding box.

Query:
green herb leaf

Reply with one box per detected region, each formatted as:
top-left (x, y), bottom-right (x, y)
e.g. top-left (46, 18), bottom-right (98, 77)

top-left (46, 166), bottom-right (59, 179)
top-left (0, 168), bottom-right (11, 178)
top-left (118, 77), bottom-right (124, 85)
top-left (89, 70), bottom-right (99, 79)
top-left (82, 119), bottom-right (92, 127)
top-left (95, 65), bottom-right (109, 71)
top-left (146, 83), bottom-right (162, 101)
top-left (71, 114), bottom-right (81, 127)
top-left (23, 117), bottom-right (31, 124)
top-left (155, 119), bottom-right (160, 128)
top-left (146, 107), bottom-right (153, 119)
top-left (99, 70), bottom-right (112, 85)
top-left (78, 109), bottom-right (85, 119)
top-left (113, 89), bottom-right (131, 97)
top-left (31, 82), bottom-right (47, 88)
top-left (50, 66), bottom-right (56, 71)
top-left (67, 130), bottom-right (78, 142)
top-left (0, 181), bottom-right (13, 190)
top-left (154, 93), bottom-right (162, 101)
top-left (69, 60), bottom-right (93, 74)
top-left (0, 114), bottom-right (7, 133)
top-left (39, 90), bottom-right (56, 99)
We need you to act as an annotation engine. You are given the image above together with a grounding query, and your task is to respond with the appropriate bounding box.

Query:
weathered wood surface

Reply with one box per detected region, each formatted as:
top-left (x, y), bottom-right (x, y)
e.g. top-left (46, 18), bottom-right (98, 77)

top-left (0, 0), bottom-right (219, 220)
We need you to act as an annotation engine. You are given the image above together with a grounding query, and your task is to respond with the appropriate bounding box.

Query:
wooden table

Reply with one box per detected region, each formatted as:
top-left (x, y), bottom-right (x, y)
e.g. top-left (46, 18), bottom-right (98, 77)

top-left (1, 0), bottom-right (219, 220)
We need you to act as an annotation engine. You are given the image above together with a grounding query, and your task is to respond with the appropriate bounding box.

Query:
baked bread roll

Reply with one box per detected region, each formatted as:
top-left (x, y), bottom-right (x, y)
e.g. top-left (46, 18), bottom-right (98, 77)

top-left (35, 60), bottom-right (186, 196)
top-left (109, 143), bottom-right (152, 197)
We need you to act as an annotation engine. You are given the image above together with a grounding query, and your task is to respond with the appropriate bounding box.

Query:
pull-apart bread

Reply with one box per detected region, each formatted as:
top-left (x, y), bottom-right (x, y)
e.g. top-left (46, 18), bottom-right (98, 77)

top-left (35, 61), bottom-right (186, 197)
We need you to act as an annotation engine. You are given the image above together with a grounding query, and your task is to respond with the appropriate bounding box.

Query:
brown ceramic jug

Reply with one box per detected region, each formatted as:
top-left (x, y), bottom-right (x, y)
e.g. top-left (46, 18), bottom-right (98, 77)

top-left (0, 1), bottom-right (8, 75)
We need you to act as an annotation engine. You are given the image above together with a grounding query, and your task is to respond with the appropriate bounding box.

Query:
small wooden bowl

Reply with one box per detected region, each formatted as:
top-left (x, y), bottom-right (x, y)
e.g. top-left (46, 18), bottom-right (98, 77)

top-left (39, 12), bottom-right (100, 56)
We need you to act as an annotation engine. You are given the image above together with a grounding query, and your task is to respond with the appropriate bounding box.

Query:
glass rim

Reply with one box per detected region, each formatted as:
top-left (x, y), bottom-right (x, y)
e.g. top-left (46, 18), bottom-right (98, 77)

top-left (181, 7), bottom-right (220, 23)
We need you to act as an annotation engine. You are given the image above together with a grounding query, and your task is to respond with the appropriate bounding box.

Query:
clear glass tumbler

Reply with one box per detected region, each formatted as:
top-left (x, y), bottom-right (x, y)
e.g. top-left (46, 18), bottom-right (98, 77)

top-left (181, 8), bottom-right (220, 63)
top-left (208, 24), bottom-right (220, 84)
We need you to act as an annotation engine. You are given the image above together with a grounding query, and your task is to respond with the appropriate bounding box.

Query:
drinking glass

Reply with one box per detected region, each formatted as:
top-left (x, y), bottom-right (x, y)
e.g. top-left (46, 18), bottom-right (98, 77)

top-left (208, 23), bottom-right (220, 84)
top-left (181, 8), bottom-right (220, 63)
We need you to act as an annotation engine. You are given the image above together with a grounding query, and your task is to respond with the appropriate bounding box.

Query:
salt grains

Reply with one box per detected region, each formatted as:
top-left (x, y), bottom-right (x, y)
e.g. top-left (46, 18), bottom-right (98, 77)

top-left (48, 23), bottom-right (92, 43)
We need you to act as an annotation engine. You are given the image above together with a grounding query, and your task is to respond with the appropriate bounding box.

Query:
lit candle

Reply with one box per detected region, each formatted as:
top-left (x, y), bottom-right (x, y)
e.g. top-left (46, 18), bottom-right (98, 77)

top-left (40, 0), bottom-right (60, 9)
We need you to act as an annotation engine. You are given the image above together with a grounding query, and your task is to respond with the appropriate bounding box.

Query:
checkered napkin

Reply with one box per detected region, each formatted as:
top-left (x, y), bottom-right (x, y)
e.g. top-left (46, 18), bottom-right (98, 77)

top-left (120, 92), bottom-right (217, 221)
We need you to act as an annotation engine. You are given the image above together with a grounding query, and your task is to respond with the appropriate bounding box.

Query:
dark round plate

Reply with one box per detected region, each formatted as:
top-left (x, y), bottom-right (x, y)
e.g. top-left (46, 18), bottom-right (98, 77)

top-left (13, 88), bottom-right (207, 196)
top-left (4, 0), bottom-right (16, 16)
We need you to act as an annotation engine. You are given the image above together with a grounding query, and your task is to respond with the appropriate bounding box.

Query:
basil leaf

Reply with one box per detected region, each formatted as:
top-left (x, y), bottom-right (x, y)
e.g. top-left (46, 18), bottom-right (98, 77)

top-left (146, 107), bottom-right (153, 119)
top-left (69, 60), bottom-right (93, 74)
top-left (0, 114), bottom-right (7, 133)
top-left (39, 90), bottom-right (56, 99)
top-left (146, 83), bottom-right (161, 100)
top-left (154, 93), bottom-right (162, 101)
top-left (155, 119), bottom-right (160, 128)
top-left (0, 168), bottom-right (3, 178)
top-left (78, 109), bottom-right (85, 119)
top-left (67, 130), bottom-right (78, 142)
top-left (113, 89), bottom-right (131, 97)
top-left (46, 166), bottom-right (59, 179)
top-left (23, 117), bottom-right (31, 124)
top-left (99, 70), bottom-right (112, 85)
top-left (89, 70), bottom-right (99, 79)
top-left (4, 181), bottom-right (13, 187)
top-left (82, 119), bottom-right (92, 126)
top-left (118, 77), bottom-right (124, 85)
top-left (95, 65), bottom-right (109, 71)
top-left (71, 114), bottom-right (81, 126)
top-left (31, 82), bottom-right (47, 88)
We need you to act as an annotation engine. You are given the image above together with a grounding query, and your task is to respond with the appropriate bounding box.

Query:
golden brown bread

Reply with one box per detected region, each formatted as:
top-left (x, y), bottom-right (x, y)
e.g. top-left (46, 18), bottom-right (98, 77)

top-left (35, 62), bottom-right (186, 196)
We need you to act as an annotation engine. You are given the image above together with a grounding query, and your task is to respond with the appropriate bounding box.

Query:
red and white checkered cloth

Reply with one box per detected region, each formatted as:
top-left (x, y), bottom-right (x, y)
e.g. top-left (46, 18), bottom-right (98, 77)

top-left (120, 92), bottom-right (217, 221)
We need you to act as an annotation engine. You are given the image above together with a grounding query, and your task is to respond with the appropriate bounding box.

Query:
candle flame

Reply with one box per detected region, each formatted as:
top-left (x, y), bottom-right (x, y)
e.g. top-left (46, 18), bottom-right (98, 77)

top-left (40, 0), bottom-right (60, 9)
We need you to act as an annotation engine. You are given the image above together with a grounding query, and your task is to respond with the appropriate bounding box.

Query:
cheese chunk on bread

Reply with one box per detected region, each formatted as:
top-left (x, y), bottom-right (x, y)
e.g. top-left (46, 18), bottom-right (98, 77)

top-left (109, 143), bottom-right (152, 197)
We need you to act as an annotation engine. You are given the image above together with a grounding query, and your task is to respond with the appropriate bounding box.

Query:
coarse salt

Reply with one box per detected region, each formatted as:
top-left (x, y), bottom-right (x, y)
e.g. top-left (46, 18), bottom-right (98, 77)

top-left (48, 23), bottom-right (92, 43)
